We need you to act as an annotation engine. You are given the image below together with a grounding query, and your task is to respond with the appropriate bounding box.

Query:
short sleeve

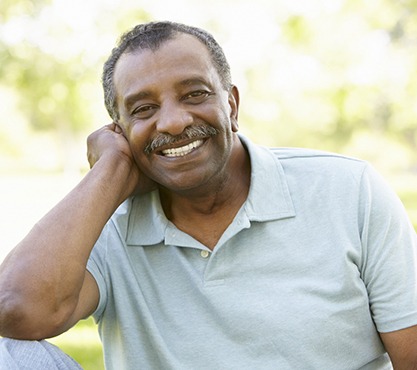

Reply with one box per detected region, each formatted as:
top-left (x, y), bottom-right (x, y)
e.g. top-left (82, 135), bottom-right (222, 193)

top-left (359, 164), bottom-right (417, 332)
top-left (86, 224), bottom-right (110, 323)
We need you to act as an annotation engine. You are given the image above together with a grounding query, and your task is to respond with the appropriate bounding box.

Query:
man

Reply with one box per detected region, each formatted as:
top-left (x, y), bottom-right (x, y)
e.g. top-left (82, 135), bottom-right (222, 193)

top-left (0, 21), bottom-right (417, 369)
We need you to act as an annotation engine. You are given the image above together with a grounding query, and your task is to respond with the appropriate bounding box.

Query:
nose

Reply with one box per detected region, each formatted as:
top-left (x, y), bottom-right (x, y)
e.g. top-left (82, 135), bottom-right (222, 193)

top-left (156, 102), bottom-right (193, 136)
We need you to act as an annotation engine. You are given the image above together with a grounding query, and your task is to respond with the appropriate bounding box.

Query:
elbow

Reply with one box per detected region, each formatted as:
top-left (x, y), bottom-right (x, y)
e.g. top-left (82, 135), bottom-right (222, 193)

top-left (0, 290), bottom-right (43, 339)
top-left (0, 291), bottom-right (29, 338)
top-left (0, 290), bottom-right (73, 340)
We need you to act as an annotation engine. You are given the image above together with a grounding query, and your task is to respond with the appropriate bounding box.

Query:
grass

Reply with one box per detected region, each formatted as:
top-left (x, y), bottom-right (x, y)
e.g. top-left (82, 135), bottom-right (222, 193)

top-left (398, 189), bottom-right (417, 231)
top-left (49, 318), bottom-right (104, 370)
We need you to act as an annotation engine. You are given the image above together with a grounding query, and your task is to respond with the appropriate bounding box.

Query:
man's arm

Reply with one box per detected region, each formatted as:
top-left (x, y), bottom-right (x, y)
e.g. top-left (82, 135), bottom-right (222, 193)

top-left (380, 326), bottom-right (417, 369)
top-left (0, 124), bottom-right (143, 340)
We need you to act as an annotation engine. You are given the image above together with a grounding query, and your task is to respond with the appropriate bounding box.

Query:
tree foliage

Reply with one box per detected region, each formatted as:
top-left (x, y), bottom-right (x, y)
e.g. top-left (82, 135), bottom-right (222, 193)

top-left (0, 0), bottom-right (416, 171)
top-left (234, 0), bottom-right (417, 169)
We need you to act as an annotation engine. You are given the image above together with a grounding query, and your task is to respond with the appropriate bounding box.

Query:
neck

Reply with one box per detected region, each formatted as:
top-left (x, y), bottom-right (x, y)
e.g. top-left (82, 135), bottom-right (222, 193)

top-left (159, 137), bottom-right (251, 249)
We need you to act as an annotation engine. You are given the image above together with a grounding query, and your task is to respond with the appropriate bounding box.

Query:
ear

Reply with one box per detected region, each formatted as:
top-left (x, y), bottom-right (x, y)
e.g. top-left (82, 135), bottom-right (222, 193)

top-left (228, 85), bottom-right (240, 132)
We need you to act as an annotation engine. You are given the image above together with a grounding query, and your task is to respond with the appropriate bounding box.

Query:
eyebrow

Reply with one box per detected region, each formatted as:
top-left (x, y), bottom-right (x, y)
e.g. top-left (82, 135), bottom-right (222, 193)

top-left (177, 77), bottom-right (212, 88)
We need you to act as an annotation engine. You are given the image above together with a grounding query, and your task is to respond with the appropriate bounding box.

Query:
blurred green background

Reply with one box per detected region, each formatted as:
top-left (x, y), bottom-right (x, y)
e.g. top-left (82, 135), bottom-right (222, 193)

top-left (1, 0), bottom-right (416, 368)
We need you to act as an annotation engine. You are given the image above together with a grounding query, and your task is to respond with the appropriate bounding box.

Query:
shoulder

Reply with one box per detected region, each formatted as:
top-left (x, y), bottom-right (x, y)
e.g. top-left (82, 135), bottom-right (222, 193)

top-left (240, 135), bottom-right (371, 189)
top-left (268, 146), bottom-right (369, 183)
top-left (241, 135), bottom-right (366, 170)
top-left (270, 147), bottom-right (364, 166)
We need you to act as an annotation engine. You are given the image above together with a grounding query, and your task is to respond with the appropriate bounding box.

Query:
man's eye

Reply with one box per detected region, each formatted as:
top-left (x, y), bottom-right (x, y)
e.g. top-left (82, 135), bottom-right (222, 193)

top-left (183, 90), bottom-right (212, 102)
top-left (132, 105), bottom-right (156, 117)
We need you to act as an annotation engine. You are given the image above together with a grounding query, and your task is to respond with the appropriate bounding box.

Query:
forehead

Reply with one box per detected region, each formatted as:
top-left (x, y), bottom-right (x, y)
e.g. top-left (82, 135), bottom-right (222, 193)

top-left (114, 34), bottom-right (220, 99)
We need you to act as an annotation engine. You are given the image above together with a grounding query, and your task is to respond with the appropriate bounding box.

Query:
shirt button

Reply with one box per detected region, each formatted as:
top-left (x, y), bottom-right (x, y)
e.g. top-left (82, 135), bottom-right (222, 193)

top-left (200, 250), bottom-right (210, 258)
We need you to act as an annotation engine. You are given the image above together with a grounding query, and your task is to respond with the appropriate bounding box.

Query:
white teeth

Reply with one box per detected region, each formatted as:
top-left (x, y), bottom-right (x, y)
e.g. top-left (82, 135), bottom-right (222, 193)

top-left (162, 140), bottom-right (204, 157)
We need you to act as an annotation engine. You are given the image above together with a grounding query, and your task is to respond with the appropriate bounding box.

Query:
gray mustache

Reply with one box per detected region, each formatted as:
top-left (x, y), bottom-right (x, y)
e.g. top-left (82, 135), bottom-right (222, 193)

top-left (144, 125), bottom-right (219, 154)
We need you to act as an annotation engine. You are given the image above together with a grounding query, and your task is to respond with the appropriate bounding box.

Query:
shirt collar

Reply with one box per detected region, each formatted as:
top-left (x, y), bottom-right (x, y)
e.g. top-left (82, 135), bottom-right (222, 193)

top-left (239, 135), bottom-right (295, 221)
top-left (123, 134), bottom-right (295, 246)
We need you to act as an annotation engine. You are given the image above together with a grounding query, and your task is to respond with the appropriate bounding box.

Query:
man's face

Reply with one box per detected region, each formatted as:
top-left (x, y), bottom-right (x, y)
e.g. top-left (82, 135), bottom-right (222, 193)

top-left (113, 33), bottom-right (239, 193)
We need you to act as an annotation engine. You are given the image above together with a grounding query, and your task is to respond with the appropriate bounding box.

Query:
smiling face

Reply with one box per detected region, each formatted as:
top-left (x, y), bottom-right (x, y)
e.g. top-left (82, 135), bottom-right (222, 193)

top-left (114, 33), bottom-right (240, 193)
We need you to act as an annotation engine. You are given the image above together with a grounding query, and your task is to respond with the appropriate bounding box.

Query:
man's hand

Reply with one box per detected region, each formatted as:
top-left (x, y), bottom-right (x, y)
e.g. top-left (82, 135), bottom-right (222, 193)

top-left (87, 123), bottom-right (156, 199)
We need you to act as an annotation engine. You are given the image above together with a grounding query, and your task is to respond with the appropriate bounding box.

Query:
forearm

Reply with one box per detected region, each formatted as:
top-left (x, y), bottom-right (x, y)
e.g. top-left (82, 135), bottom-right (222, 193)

top-left (0, 157), bottom-right (134, 337)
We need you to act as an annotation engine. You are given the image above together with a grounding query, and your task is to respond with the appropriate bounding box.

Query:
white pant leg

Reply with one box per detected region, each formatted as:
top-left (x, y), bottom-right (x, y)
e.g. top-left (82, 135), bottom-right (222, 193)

top-left (0, 338), bottom-right (83, 370)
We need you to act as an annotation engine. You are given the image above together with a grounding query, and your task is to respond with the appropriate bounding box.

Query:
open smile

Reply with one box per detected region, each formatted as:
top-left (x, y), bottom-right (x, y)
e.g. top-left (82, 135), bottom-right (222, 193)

top-left (161, 139), bottom-right (204, 157)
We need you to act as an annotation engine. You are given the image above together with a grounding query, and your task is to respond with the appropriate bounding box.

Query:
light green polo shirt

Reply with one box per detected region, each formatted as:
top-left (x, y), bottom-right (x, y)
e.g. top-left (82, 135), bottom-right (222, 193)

top-left (87, 136), bottom-right (417, 370)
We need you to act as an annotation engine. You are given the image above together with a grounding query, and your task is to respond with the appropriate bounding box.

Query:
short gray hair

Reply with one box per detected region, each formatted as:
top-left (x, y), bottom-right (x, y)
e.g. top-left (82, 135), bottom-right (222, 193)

top-left (102, 21), bottom-right (232, 121)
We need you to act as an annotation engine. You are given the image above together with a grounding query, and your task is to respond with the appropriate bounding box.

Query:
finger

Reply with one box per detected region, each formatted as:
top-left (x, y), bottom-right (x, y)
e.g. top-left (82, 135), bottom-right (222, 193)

top-left (104, 123), bottom-right (116, 131)
top-left (114, 124), bottom-right (122, 134)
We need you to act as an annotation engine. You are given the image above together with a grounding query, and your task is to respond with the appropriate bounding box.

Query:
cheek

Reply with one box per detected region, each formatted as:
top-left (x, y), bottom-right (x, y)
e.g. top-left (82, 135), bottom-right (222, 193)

top-left (126, 120), bottom-right (152, 147)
